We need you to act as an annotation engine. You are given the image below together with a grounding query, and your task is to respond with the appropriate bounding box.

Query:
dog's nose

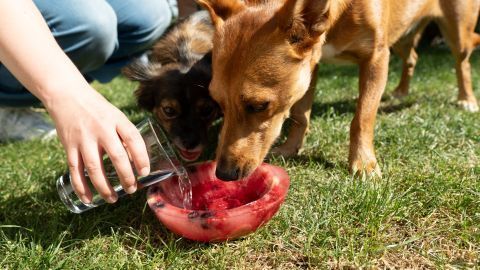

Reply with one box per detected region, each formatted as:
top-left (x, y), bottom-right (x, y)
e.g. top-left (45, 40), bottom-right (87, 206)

top-left (215, 165), bottom-right (240, 181)
top-left (181, 137), bottom-right (200, 150)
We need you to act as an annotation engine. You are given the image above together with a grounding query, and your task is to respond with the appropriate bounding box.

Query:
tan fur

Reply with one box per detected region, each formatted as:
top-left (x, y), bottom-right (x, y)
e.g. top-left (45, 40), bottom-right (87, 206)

top-left (151, 14), bottom-right (214, 66)
top-left (199, 0), bottom-right (480, 180)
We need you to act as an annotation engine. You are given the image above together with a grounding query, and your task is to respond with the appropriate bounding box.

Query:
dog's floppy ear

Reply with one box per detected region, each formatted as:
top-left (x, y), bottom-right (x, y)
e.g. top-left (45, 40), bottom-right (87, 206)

top-left (196, 0), bottom-right (245, 27)
top-left (122, 59), bottom-right (162, 83)
top-left (123, 59), bottom-right (162, 111)
top-left (276, 0), bottom-right (330, 51)
top-left (135, 84), bottom-right (157, 111)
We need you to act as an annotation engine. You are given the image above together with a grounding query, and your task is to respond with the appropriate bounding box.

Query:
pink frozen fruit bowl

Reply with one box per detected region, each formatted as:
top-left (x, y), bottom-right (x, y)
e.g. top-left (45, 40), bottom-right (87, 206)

top-left (147, 161), bottom-right (290, 242)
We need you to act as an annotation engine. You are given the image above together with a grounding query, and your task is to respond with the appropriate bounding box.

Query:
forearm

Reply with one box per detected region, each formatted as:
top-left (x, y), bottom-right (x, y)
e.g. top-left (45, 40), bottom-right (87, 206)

top-left (0, 1), bottom-right (151, 203)
top-left (0, 0), bottom-right (90, 109)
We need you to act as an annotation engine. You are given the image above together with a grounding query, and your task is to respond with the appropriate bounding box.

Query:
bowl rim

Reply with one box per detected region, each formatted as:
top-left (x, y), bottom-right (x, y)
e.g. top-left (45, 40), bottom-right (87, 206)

top-left (147, 161), bottom-right (290, 218)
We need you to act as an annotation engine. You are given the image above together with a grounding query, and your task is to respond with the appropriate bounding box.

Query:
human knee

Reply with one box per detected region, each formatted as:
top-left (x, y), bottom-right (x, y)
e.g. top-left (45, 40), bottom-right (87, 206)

top-left (80, 12), bottom-right (117, 71)
top-left (120, 0), bottom-right (173, 47)
top-left (57, 2), bottom-right (118, 72)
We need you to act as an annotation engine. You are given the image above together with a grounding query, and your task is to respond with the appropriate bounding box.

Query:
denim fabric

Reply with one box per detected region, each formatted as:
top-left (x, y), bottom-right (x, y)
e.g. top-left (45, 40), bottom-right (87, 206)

top-left (0, 0), bottom-right (174, 106)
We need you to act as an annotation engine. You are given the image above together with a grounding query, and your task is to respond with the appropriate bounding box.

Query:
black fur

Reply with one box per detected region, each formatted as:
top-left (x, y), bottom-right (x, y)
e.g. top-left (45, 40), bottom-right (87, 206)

top-left (123, 11), bottom-right (218, 159)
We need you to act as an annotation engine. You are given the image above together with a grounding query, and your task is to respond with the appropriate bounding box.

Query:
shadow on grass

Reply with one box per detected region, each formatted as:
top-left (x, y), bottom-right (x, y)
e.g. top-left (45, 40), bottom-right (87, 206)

top-left (310, 99), bottom-right (357, 117)
top-left (379, 98), bottom-right (416, 114)
top-left (282, 152), bottom-right (340, 171)
top-left (0, 173), bottom-right (204, 251)
top-left (318, 63), bottom-right (358, 78)
top-left (309, 94), bottom-right (416, 119)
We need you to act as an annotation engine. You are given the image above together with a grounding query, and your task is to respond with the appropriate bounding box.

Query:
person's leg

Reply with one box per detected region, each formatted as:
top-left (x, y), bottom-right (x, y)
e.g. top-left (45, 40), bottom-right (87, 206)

top-left (40, 0), bottom-right (118, 73)
top-left (0, 66), bottom-right (36, 107)
top-left (88, 0), bottom-right (174, 82)
top-left (0, 0), bottom-right (117, 107)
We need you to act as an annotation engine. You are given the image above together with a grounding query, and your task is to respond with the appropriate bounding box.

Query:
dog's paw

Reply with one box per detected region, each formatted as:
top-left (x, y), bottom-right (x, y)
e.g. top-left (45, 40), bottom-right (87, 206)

top-left (392, 87), bottom-right (409, 99)
top-left (349, 152), bottom-right (382, 178)
top-left (457, 100), bottom-right (479, 112)
top-left (270, 144), bottom-right (302, 158)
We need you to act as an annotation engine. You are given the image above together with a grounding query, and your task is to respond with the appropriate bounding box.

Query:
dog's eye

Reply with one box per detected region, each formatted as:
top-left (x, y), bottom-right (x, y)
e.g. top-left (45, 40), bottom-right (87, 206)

top-left (162, 106), bottom-right (178, 118)
top-left (245, 102), bottom-right (269, 113)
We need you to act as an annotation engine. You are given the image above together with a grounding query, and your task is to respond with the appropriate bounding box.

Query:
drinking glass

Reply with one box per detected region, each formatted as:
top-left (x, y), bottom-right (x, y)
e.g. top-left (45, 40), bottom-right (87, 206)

top-left (57, 117), bottom-right (189, 214)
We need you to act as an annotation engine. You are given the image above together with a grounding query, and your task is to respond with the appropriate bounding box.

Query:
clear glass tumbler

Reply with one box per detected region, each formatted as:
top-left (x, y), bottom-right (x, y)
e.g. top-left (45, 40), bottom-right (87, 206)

top-left (57, 117), bottom-right (189, 214)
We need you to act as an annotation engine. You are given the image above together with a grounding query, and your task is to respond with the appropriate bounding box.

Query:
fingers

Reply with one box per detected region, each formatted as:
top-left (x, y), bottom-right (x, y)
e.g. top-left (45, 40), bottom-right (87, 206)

top-left (117, 119), bottom-right (150, 177)
top-left (62, 113), bottom-right (148, 204)
top-left (81, 143), bottom-right (117, 203)
top-left (102, 135), bottom-right (137, 194)
top-left (67, 148), bottom-right (92, 204)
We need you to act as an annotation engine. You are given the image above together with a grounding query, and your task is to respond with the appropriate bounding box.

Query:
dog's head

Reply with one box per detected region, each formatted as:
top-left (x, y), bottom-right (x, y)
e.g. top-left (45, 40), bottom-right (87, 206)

top-left (198, 0), bottom-right (331, 180)
top-left (124, 54), bottom-right (220, 161)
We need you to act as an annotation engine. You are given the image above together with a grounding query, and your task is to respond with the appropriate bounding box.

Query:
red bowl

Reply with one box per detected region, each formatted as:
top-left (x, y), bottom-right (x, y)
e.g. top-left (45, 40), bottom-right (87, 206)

top-left (147, 161), bottom-right (290, 242)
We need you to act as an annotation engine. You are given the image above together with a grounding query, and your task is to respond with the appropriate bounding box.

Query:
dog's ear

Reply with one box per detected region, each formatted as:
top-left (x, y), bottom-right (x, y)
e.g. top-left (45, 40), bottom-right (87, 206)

top-left (135, 85), bottom-right (157, 111)
top-left (276, 0), bottom-right (330, 51)
top-left (122, 59), bottom-right (162, 83)
top-left (123, 59), bottom-right (161, 111)
top-left (196, 0), bottom-right (245, 27)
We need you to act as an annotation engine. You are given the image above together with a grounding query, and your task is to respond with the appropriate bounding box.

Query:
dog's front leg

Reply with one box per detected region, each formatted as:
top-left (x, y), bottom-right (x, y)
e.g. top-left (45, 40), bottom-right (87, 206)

top-left (349, 48), bottom-right (390, 177)
top-left (271, 65), bottom-right (318, 157)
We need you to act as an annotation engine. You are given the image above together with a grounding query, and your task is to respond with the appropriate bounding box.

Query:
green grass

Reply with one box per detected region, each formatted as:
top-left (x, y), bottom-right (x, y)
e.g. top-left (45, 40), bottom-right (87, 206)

top-left (1, 47), bottom-right (479, 269)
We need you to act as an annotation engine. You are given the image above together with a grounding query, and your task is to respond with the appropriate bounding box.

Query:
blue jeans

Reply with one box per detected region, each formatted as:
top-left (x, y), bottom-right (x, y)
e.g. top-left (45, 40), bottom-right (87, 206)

top-left (0, 0), bottom-right (175, 107)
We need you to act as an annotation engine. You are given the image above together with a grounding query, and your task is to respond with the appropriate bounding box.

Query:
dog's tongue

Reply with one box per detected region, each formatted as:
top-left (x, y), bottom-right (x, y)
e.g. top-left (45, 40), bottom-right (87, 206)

top-left (179, 149), bottom-right (202, 161)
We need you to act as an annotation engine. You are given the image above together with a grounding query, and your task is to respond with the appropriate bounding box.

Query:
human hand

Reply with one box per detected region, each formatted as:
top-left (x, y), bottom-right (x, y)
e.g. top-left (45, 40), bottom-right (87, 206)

top-left (46, 85), bottom-right (150, 204)
top-left (0, 0), bottom-right (149, 203)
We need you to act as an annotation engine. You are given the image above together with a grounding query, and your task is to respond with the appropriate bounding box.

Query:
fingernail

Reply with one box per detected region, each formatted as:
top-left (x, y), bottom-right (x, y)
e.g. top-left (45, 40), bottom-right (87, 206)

top-left (140, 167), bottom-right (150, 176)
top-left (125, 185), bottom-right (137, 194)
top-left (107, 195), bottom-right (118, 204)
top-left (80, 195), bottom-right (91, 204)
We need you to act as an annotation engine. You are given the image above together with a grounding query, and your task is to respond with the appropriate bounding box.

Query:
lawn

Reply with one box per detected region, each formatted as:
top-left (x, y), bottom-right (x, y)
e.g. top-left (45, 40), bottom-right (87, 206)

top-left (1, 47), bottom-right (479, 269)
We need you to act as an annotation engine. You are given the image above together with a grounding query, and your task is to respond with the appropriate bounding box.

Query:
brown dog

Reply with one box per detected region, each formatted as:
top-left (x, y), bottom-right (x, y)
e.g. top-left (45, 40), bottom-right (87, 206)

top-left (197, 0), bottom-right (480, 180)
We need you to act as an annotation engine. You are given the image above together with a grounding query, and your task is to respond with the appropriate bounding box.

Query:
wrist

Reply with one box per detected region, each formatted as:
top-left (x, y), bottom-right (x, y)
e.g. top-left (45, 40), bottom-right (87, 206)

top-left (38, 76), bottom-right (93, 112)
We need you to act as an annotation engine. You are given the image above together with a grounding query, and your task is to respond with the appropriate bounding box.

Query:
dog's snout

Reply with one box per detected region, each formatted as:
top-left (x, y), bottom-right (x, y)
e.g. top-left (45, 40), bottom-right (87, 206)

top-left (181, 137), bottom-right (200, 150)
top-left (215, 167), bottom-right (240, 181)
top-left (215, 159), bottom-right (240, 181)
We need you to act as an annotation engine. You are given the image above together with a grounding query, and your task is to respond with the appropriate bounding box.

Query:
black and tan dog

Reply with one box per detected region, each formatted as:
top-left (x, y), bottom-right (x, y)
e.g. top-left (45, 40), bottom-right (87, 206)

top-left (123, 11), bottom-right (220, 161)
top-left (198, 0), bottom-right (480, 180)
